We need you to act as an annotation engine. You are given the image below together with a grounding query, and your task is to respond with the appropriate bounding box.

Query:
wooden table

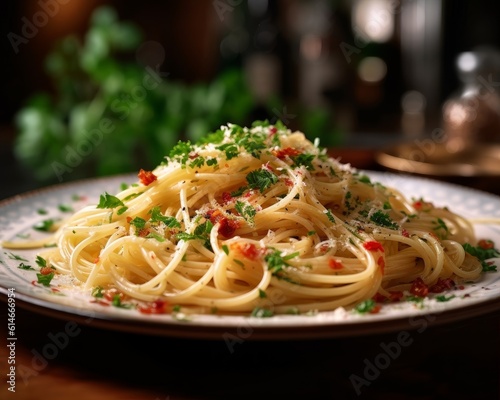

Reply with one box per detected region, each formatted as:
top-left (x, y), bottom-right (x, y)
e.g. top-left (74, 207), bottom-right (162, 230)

top-left (1, 147), bottom-right (499, 399)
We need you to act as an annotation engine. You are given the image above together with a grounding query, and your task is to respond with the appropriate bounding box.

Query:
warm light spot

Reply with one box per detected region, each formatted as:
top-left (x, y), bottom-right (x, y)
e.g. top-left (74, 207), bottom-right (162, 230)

top-left (358, 57), bottom-right (387, 83)
top-left (352, 0), bottom-right (394, 43)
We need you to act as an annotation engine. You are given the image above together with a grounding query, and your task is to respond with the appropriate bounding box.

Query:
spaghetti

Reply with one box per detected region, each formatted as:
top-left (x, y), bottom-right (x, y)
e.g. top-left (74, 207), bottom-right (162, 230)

top-left (37, 123), bottom-right (484, 314)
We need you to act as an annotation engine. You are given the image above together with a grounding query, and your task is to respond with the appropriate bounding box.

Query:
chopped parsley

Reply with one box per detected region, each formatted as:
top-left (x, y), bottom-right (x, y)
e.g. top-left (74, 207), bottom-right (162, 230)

top-left (291, 153), bottom-right (315, 170)
top-left (357, 174), bottom-right (372, 185)
top-left (18, 263), bottom-right (35, 271)
top-left (148, 206), bottom-right (181, 228)
top-left (33, 218), bottom-right (56, 232)
top-left (325, 209), bottom-right (336, 223)
top-left (206, 157), bottom-right (218, 167)
top-left (36, 256), bottom-right (47, 267)
top-left (7, 253), bottom-right (28, 261)
top-left (130, 217), bottom-right (147, 231)
top-left (36, 271), bottom-right (55, 287)
top-left (354, 299), bottom-right (377, 314)
top-left (168, 140), bottom-right (193, 165)
top-left (369, 210), bottom-right (398, 230)
top-left (111, 295), bottom-right (133, 309)
top-left (146, 232), bottom-right (166, 242)
top-left (189, 156), bottom-right (205, 169)
top-left (258, 289), bottom-right (267, 298)
top-left (246, 169), bottom-right (278, 193)
top-left (235, 201), bottom-right (256, 225)
top-left (97, 192), bottom-right (126, 209)
top-left (58, 204), bottom-right (73, 212)
top-left (463, 242), bottom-right (500, 272)
top-left (251, 307), bottom-right (274, 318)
top-left (432, 218), bottom-right (449, 239)
top-left (222, 245), bottom-right (229, 255)
top-left (176, 221), bottom-right (213, 249)
top-left (264, 249), bottom-right (299, 275)
top-left (217, 143), bottom-right (239, 160)
top-left (435, 294), bottom-right (456, 302)
top-left (92, 286), bottom-right (104, 298)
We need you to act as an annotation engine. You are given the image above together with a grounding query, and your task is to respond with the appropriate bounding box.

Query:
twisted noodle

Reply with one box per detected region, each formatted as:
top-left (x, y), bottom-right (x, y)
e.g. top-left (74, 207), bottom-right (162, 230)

top-left (39, 123), bottom-right (482, 314)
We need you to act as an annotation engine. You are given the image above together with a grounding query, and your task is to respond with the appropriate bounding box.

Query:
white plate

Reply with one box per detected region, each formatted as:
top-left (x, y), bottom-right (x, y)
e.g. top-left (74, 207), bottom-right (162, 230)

top-left (1, 172), bottom-right (500, 339)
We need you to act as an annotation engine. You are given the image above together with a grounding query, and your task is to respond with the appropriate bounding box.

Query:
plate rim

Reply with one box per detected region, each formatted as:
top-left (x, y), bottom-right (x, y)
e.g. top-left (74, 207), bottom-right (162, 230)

top-left (1, 171), bottom-right (500, 339)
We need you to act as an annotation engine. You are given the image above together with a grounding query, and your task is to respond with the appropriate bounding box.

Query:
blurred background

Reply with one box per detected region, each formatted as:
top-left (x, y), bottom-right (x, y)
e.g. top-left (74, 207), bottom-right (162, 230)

top-left (2, 0), bottom-right (500, 199)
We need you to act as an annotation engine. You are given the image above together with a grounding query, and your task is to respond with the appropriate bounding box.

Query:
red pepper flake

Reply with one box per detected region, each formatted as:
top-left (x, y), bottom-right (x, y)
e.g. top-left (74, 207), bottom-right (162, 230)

top-left (373, 291), bottom-right (404, 303)
top-left (363, 241), bottom-right (385, 252)
top-left (269, 127), bottom-right (277, 135)
top-left (138, 228), bottom-right (150, 237)
top-left (206, 209), bottom-right (239, 238)
top-left (429, 278), bottom-right (455, 293)
top-left (428, 232), bottom-right (439, 240)
top-left (273, 147), bottom-right (301, 160)
top-left (94, 257), bottom-right (100, 264)
top-left (138, 169), bottom-right (157, 186)
top-left (218, 218), bottom-right (239, 238)
top-left (328, 259), bottom-right (343, 270)
top-left (413, 200), bottom-right (423, 210)
top-left (284, 178), bottom-right (294, 187)
top-left (389, 291), bottom-right (404, 302)
top-left (91, 299), bottom-right (110, 306)
top-left (410, 277), bottom-right (429, 297)
top-left (458, 285), bottom-right (465, 290)
top-left (51, 288), bottom-right (60, 293)
top-left (372, 293), bottom-right (387, 303)
top-left (402, 229), bottom-right (410, 238)
top-left (221, 192), bottom-right (233, 204)
top-left (478, 239), bottom-right (495, 250)
top-left (377, 256), bottom-right (385, 274)
top-left (231, 242), bottom-right (261, 260)
top-left (370, 304), bottom-right (382, 314)
top-left (126, 216), bottom-right (132, 223)
top-left (188, 152), bottom-right (199, 159)
top-left (40, 266), bottom-right (54, 275)
top-left (138, 299), bottom-right (170, 314)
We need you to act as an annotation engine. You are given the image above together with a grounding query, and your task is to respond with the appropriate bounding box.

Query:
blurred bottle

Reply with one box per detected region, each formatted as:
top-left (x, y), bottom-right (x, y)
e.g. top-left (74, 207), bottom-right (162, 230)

top-left (442, 47), bottom-right (500, 150)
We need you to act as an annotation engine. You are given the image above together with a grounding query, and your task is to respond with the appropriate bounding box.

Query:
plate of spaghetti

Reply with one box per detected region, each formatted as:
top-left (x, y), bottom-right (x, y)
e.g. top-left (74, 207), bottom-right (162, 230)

top-left (1, 122), bottom-right (500, 339)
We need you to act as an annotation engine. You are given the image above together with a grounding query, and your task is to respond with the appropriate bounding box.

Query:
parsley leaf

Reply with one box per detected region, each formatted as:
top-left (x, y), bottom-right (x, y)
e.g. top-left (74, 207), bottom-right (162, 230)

top-left (264, 249), bottom-right (298, 275)
top-left (33, 218), bottom-right (56, 232)
top-left (435, 294), bottom-right (455, 302)
top-left (18, 263), bottom-right (35, 271)
top-left (217, 143), bottom-right (239, 160)
top-left (36, 256), bottom-right (47, 267)
top-left (148, 206), bottom-right (181, 228)
top-left (130, 217), bottom-right (147, 231)
top-left (58, 204), bottom-right (73, 212)
top-left (246, 169), bottom-right (278, 193)
top-left (463, 243), bottom-right (500, 272)
top-left (36, 272), bottom-right (55, 287)
top-left (370, 210), bottom-right (398, 230)
top-left (251, 307), bottom-right (274, 318)
top-left (176, 221), bottom-right (213, 249)
top-left (97, 192), bottom-right (125, 209)
top-left (7, 253), bottom-right (28, 261)
top-left (92, 286), bottom-right (104, 298)
top-left (354, 299), bottom-right (376, 314)
top-left (291, 153), bottom-right (315, 170)
top-left (235, 201), bottom-right (256, 225)
top-left (168, 141), bottom-right (193, 165)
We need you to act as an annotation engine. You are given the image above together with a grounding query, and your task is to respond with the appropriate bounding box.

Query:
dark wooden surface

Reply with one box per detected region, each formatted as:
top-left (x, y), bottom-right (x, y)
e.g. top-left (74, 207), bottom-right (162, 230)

top-left (1, 129), bottom-right (499, 399)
